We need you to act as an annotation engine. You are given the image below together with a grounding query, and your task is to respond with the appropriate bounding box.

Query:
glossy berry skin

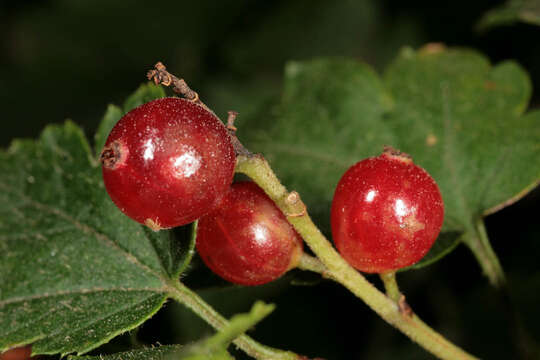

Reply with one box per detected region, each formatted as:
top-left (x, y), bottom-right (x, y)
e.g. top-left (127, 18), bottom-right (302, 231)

top-left (196, 181), bottom-right (304, 286)
top-left (0, 346), bottom-right (32, 360)
top-left (101, 97), bottom-right (235, 230)
top-left (331, 150), bottom-right (444, 273)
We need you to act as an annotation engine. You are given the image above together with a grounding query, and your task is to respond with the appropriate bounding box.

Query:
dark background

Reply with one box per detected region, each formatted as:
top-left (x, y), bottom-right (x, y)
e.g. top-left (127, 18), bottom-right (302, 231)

top-left (1, 1), bottom-right (539, 359)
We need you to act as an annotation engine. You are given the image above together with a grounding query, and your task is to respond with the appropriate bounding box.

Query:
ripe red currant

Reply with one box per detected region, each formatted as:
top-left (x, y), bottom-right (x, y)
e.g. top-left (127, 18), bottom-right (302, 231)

top-left (331, 148), bottom-right (444, 273)
top-left (0, 345), bottom-right (32, 360)
top-left (101, 97), bottom-right (236, 230)
top-left (196, 181), bottom-right (304, 286)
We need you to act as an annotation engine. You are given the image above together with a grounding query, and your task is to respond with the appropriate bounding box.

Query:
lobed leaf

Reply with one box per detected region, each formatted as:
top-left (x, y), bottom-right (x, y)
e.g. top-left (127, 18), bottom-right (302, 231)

top-left (384, 47), bottom-right (539, 271)
top-left (240, 48), bottom-right (540, 273)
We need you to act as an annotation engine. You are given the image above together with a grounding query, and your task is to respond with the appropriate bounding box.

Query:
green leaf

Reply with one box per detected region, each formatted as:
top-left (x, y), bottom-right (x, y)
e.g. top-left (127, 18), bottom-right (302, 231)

top-left (384, 48), bottom-right (539, 279)
top-left (94, 105), bottom-right (123, 157)
top-left (94, 83), bottom-right (166, 157)
top-left (477, 0), bottom-right (540, 31)
top-left (69, 301), bottom-right (274, 360)
top-left (241, 50), bottom-right (540, 281)
top-left (0, 120), bottom-right (184, 355)
top-left (123, 83), bottom-right (166, 113)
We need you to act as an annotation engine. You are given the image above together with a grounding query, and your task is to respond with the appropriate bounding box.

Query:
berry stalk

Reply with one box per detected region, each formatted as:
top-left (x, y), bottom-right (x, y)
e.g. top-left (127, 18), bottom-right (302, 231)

top-left (379, 271), bottom-right (402, 303)
top-left (236, 154), bottom-right (479, 360)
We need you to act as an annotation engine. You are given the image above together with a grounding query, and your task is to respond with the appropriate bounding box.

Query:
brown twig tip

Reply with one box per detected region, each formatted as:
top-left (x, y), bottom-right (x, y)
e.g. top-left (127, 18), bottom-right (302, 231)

top-left (155, 61), bottom-right (166, 71)
top-left (146, 62), bottom-right (170, 85)
top-left (146, 61), bottom-right (200, 103)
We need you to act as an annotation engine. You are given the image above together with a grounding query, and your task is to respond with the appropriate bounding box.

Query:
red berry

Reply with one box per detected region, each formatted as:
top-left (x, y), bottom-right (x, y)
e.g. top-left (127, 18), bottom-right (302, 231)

top-left (101, 97), bottom-right (235, 230)
top-left (331, 148), bottom-right (444, 273)
top-left (196, 181), bottom-right (304, 286)
top-left (0, 346), bottom-right (32, 360)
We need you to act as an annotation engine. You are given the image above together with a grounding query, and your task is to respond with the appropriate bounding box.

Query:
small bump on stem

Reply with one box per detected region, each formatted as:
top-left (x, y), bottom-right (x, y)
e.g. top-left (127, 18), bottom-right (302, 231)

top-left (227, 111), bottom-right (239, 132)
top-left (285, 191), bottom-right (307, 218)
top-left (398, 295), bottom-right (413, 317)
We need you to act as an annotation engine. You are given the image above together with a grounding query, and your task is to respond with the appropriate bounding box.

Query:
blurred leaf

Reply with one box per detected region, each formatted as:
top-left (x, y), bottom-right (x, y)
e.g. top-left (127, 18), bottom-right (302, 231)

top-left (0, 119), bottom-right (183, 355)
top-left (123, 83), bottom-right (166, 113)
top-left (94, 83), bottom-right (166, 157)
top-left (477, 0), bottom-right (540, 31)
top-left (241, 49), bottom-right (540, 279)
top-left (69, 301), bottom-right (274, 360)
top-left (94, 104), bottom-right (123, 156)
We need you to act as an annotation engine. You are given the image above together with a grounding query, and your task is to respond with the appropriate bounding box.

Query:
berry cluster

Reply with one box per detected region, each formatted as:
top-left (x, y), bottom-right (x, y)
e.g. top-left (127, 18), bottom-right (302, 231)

top-left (101, 98), bottom-right (443, 285)
top-left (101, 98), bottom-right (302, 284)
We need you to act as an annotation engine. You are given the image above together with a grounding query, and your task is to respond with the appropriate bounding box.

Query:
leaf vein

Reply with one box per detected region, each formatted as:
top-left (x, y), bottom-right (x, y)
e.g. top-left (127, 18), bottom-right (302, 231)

top-left (441, 83), bottom-right (471, 226)
top-left (0, 287), bottom-right (165, 308)
top-left (0, 180), bottom-right (163, 281)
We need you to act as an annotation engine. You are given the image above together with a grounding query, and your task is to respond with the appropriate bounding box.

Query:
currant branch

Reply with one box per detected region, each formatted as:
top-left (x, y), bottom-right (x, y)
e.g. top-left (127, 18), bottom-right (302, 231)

top-left (235, 154), bottom-right (478, 360)
top-left (148, 61), bottom-right (479, 360)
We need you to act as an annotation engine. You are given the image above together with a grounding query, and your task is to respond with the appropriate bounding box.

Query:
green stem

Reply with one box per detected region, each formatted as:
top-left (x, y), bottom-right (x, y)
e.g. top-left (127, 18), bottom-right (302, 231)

top-left (236, 154), bottom-right (479, 360)
top-left (298, 253), bottom-right (328, 275)
top-left (165, 279), bottom-right (299, 360)
top-left (380, 272), bottom-right (401, 303)
top-left (465, 218), bottom-right (506, 287)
